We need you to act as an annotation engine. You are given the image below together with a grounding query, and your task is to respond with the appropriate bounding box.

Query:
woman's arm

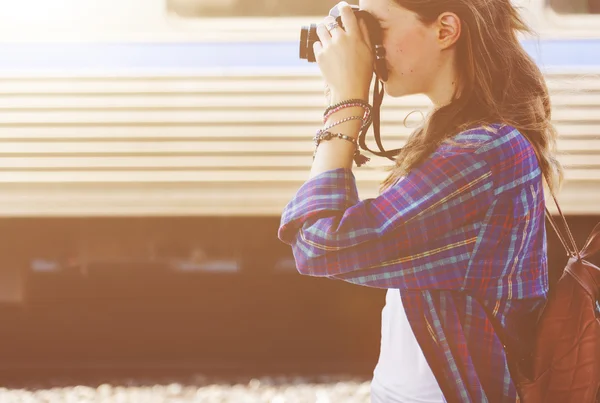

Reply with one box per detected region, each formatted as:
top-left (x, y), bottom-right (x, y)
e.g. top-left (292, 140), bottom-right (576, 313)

top-left (279, 143), bottom-right (495, 291)
top-left (308, 2), bottom-right (375, 178)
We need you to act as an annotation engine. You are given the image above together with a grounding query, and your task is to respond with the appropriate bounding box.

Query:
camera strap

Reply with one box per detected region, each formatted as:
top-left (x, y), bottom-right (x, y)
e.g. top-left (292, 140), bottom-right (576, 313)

top-left (357, 76), bottom-right (403, 162)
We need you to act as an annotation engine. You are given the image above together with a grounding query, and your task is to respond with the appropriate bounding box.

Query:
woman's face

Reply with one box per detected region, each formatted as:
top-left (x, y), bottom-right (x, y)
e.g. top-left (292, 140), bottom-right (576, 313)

top-left (359, 0), bottom-right (444, 98)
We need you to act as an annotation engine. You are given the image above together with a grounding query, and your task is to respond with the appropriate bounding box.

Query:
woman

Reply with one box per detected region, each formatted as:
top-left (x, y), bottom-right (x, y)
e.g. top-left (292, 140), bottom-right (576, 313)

top-left (278, 0), bottom-right (562, 401)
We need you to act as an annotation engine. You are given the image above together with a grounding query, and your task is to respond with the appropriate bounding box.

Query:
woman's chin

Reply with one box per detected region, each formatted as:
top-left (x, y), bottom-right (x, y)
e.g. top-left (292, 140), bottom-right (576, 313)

top-left (382, 82), bottom-right (418, 99)
top-left (383, 84), bottom-right (394, 97)
top-left (382, 81), bottom-right (404, 98)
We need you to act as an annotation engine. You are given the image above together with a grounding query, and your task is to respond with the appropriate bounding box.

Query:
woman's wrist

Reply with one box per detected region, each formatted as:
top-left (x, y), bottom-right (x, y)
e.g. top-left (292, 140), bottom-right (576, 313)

top-left (323, 96), bottom-right (372, 140)
top-left (329, 92), bottom-right (370, 106)
top-left (308, 95), bottom-right (373, 178)
top-left (324, 107), bottom-right (364, 139)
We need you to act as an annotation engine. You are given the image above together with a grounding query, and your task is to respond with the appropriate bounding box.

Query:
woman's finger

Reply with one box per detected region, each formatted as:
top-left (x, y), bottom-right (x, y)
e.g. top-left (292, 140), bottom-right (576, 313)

top-left (316, 23), bottom-right (332, 46)
top-left (323, 16), bottom-right (343, 39)
top-left (337, 2), bottom-right (359, 37)
top-left (313, 40), bottom-right (323, 61)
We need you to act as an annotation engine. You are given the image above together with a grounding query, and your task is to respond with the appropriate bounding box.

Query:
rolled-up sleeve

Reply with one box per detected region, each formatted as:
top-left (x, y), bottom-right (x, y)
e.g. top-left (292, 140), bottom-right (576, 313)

top-left (277, 146), bottom-right (495, 291)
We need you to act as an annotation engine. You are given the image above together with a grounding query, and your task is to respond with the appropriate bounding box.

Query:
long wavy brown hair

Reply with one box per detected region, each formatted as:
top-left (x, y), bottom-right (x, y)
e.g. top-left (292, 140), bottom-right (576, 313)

top-left (379, 0), bottom-right (564, 196)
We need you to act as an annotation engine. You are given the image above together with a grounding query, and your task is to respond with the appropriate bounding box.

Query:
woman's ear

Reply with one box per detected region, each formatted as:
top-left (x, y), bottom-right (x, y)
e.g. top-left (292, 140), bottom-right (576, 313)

top-left (436, 12), bottom-right (461, 49)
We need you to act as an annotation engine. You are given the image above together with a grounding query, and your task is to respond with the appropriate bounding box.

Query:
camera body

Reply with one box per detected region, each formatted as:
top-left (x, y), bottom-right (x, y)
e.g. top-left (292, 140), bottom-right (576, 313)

top-left (299, 4), bottom-right (388, 81)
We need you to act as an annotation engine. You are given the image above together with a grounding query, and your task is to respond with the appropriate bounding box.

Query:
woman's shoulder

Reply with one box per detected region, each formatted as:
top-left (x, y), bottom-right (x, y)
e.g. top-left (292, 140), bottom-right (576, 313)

top-left (444, 123), bottom-right (537, 162)
top-left (447, 123), bottom-right (542, 190)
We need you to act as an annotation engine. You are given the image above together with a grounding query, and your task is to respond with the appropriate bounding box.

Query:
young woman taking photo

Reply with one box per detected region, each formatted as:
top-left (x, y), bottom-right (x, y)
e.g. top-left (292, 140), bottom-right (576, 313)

top-left (278, 0), bottom-right (562, 401)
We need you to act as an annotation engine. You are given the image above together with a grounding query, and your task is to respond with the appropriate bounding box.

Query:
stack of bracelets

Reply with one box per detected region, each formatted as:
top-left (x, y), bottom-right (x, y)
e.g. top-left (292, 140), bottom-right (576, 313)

top-left (313, 99), bottom-right (373, 167)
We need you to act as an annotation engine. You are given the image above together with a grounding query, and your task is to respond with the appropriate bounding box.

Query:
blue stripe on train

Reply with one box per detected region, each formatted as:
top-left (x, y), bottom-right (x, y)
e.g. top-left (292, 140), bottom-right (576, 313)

top-left (0, 39), bottom-right (597, 71)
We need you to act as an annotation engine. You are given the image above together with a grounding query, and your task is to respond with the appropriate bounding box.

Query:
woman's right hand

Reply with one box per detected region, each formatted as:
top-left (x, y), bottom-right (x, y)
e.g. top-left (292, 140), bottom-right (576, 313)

top-left (313, 2), bottom-right (374, 106)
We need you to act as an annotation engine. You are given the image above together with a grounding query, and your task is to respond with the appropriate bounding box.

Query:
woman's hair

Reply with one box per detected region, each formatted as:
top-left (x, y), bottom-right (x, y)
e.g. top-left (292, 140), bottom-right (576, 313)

top-left (380, 0), bottom-right (564, 196)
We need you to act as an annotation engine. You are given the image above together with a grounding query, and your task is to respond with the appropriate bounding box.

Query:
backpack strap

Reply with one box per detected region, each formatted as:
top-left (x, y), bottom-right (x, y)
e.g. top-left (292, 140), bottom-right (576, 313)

top-left (544, 179), bottom-right (580, 259)
top-left (580, 222), bottom-right (600, 260)
top-left (517, 130), bottom-right (580, 259)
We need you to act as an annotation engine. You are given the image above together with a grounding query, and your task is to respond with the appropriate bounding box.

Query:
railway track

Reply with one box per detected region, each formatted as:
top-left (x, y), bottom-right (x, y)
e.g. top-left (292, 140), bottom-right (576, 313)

top-left (0, 372), bottom-right (372, 403)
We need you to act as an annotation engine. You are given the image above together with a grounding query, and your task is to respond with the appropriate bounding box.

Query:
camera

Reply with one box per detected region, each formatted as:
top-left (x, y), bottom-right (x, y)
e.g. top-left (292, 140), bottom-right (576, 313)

top-left (299, 4), bottom-right (388, 82)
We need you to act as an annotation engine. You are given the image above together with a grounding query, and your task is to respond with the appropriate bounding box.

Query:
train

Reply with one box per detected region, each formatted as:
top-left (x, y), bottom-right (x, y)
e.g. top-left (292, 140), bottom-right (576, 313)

top-left (0, 0), bottom-right (598, 304)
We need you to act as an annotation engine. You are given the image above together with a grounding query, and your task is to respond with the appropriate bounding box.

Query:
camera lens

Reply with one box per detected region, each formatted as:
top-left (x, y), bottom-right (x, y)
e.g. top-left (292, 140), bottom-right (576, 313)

top-left (300, 26), bottom-right (309, 60)
top-left (299, 23), bottom-right (318, 63)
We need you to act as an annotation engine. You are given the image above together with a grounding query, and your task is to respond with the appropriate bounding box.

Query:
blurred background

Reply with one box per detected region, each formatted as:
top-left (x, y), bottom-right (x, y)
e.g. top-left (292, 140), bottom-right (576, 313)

top-left (0, 0), bottom-right (598, 402)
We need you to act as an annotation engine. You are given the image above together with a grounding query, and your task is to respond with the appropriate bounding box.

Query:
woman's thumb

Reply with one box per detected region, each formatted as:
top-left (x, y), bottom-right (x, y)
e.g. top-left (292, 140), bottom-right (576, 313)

top-left (359, 18), bottom-right (373, 51)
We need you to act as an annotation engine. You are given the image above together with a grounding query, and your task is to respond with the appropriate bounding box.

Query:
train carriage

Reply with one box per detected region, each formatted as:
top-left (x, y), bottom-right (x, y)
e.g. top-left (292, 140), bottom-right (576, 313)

top-left (0, 0), bottom-right (598, 304)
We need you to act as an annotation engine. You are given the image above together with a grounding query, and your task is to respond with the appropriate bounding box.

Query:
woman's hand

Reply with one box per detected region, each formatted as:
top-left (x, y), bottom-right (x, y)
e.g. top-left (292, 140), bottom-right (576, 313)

top-left (314, 2), bottom-right (375, 105)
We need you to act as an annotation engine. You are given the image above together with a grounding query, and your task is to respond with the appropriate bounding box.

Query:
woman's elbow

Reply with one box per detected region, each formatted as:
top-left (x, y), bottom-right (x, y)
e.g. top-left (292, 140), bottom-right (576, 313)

top-left (290, 243), bottom-right (331, 277)
top-left (293, 257), bottom-right (313, 276)
top-left (281, 225), bottom-right (339, 277)
top-left (291, 248), bottom-right (317, 276)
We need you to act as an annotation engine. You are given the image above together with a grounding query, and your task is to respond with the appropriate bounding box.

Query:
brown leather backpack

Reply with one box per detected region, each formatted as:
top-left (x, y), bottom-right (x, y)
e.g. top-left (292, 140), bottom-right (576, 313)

top-left (505, 193), bottom-right (600, 402)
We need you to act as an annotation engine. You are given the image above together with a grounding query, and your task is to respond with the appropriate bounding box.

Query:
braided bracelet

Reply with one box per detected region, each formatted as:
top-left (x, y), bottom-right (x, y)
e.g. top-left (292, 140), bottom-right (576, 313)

top-left (312, 130), bottom-right (371, 167)
top-left (324, 98), bottom-right (371, 117)
top-left (324, 103), bottom-right (372, 125)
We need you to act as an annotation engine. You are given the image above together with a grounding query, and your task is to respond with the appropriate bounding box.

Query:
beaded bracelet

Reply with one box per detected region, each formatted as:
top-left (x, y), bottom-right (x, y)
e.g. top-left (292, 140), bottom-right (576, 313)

top-left (313, 130), bottom-right (359, 147)
top-left (312, 130), bottom-right (371, 167)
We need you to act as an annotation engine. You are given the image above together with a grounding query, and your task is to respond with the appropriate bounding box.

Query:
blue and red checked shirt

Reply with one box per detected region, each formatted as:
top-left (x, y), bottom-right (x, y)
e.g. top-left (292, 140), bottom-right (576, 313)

top-left (278, 124), bottom-right (548, 403)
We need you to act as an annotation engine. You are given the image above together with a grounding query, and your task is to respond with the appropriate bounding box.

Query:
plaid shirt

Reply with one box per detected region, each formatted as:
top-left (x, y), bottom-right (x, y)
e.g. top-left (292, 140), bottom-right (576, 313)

top-left (278, 124), bottom-right (548, 403)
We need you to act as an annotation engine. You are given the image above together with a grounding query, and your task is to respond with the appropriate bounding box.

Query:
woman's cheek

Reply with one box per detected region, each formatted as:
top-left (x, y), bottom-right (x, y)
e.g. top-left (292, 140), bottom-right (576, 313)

top-left (388, 48), bottom-right (408, 80)
top-left (386, 36), bottom-right (412, 74)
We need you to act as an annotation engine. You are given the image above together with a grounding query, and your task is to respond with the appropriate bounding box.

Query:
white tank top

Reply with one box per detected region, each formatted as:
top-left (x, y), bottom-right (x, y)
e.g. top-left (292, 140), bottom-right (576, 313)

top-left (371, 289), bottom-right (445, 403)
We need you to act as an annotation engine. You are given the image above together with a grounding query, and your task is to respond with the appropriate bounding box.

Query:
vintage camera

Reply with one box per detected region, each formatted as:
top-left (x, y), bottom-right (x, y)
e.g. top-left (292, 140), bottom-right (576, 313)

top-left (299, 4), bottom-right (388, 82)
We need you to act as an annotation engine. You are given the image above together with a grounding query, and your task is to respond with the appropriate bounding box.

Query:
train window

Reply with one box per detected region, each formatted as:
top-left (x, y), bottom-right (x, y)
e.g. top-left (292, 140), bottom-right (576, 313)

top-left (549, 0), bottom-right (600, 14)
top-left (168, 0), bottom-right (338, 17)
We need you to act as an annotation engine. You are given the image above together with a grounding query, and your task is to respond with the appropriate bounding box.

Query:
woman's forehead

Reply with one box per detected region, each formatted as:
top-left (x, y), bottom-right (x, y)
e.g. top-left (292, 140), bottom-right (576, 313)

top-left (359, 0), bottom-right (399, 21)
top-left (359, 0), bottom-right (381, 15)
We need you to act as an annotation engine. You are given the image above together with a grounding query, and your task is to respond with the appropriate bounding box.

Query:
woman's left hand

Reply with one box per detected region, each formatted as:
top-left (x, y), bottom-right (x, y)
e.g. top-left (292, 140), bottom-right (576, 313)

top-left (314, 2), bottom-right (375, 105)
